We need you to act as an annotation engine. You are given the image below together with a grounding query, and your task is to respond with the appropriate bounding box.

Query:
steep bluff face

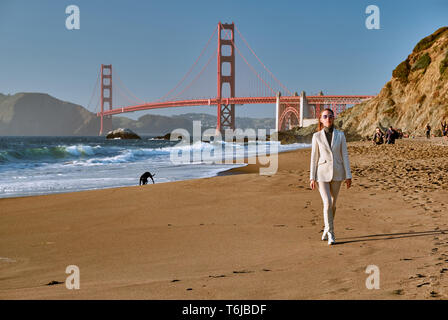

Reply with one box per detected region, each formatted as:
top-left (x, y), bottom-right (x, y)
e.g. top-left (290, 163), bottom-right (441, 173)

top-left (338, 27), bottom-right (448, 138)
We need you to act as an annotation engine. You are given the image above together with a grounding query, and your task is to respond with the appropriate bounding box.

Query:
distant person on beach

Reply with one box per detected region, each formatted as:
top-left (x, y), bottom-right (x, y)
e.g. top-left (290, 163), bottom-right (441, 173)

top-left (139, 171), bottom-right (155, 185)
top-left (309, 108), bottom-right (352, 246)
top-left (441, 121), bottom-right (447, 140)
top-left (385, 126), bottom-right (396, 144)
top-left (372, 127), bottom-right (384, 145)
top-left (426, 124), bottom-right (431, 139)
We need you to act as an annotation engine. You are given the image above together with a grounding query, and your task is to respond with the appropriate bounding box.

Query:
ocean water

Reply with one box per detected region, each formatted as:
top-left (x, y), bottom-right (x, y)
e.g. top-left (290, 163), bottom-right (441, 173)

top-left (0, 136), bottom-right (310, 198)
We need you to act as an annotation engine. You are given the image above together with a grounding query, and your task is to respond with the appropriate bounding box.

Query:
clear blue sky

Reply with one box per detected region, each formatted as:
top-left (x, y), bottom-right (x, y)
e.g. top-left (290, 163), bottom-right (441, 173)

top-left (1, 0), bottom-right (447, 119)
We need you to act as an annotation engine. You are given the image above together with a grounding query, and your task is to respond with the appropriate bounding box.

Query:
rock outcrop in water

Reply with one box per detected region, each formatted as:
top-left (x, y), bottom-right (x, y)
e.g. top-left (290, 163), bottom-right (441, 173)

top-left (106, 128), bottom-right (141, 139)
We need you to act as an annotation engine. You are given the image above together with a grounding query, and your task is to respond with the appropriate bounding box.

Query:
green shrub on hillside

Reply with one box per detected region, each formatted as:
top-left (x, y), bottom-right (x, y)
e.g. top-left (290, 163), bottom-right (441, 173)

top-left (413, 27), bottom-right (448, 53)
top-left (411, 53), bottom-right (431, 71)
top-left (392, 59), bottom-right (410, 83)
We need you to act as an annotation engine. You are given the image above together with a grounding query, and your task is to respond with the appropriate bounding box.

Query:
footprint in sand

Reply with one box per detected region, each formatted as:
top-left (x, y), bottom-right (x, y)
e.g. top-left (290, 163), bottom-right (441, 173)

top-left (233, 270), bottom-right (254, 274)
top-left (430, 291), bottom-right (440, 298)
top-left (416, 282), bottom-right (430, 288)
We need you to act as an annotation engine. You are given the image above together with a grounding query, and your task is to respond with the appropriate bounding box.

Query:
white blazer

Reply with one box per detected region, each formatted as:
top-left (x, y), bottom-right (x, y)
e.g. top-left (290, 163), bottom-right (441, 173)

top-left (310, 128), bottom-right (352, 182)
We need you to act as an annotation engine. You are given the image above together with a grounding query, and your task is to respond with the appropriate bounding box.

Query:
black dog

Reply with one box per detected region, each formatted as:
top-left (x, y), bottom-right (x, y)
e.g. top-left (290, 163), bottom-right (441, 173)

top-left (139, 171), bottom-right (155, 185)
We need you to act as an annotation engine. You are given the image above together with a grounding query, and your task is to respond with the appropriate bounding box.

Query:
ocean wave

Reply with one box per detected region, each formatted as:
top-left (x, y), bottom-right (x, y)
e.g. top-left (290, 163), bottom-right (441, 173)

top-left (0, 140), bottom-right (310, 168)
top-left (0, 145), bottom-right (105, 163)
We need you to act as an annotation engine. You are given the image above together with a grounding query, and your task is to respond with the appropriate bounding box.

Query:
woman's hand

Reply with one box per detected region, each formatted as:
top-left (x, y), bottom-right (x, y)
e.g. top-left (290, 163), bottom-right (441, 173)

top-left (345, 178), bottom-right (352, 189)
top-left (310, 179), bottom-right (316, 190)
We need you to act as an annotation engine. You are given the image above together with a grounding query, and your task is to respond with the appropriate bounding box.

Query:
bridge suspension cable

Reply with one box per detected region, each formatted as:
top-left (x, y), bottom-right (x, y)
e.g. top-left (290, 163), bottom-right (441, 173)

top-left (171, 48), bottom-right (217, 101)
top-left (114, 70), bottom-right (145, 104)
top-left (153, 25), bottom-right (218, 103)
top-left (235, 25), bottom-right (292, 96)
top-left (228, 25), bottom-right (300, 123)
top-left (87, 68), bottom-right (100, 113)
top-left (224, 25), bottom-right (276, 96)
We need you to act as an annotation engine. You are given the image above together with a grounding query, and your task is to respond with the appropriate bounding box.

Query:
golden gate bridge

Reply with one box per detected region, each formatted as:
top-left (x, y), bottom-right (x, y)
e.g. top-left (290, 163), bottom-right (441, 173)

top-left (88, 22), bottom-right (374, 136)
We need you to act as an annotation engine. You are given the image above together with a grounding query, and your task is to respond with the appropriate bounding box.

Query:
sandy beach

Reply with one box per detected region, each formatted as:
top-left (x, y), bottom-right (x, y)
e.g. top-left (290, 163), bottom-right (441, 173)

top-left (1, 137), bottom-right (448, 300)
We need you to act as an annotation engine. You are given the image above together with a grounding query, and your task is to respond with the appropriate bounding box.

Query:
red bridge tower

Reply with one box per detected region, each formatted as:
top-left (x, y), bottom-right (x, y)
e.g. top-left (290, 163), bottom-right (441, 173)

top-left (217, 22), bottom-right (235, 135)
top-left (100, 64), bottom-right (113, 136)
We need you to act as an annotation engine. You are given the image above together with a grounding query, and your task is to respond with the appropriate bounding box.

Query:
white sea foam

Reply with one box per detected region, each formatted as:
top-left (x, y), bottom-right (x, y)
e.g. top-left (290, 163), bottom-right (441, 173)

top-left (0, 137), bottom-right (310, 198)
top-left (65, 145), bottom-right (97, 156)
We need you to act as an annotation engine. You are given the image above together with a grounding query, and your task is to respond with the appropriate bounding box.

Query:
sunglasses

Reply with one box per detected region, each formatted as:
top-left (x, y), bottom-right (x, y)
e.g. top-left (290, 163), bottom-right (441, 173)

top-left (322, 114), bottom-right (334, 119)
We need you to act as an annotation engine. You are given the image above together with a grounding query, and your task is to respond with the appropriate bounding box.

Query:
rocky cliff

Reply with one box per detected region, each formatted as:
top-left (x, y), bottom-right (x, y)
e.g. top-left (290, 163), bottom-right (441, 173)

top-left (337, 26), bottom-right (448, 138)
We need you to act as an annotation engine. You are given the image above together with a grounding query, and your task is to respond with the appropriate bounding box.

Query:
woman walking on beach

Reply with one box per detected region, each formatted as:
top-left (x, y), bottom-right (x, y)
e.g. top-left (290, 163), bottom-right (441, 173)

top-left (309, 108), bottom-right (352, 245)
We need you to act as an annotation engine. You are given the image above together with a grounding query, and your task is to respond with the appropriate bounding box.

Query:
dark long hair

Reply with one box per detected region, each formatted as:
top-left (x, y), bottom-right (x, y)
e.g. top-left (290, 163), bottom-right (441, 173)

top-left (317, 108), bottom-right (335, 131)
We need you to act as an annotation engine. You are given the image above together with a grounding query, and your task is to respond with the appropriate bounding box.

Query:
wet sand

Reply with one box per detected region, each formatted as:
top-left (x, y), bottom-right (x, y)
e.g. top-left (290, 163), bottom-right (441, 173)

top-left (1, 137), bottom-right (447, 299)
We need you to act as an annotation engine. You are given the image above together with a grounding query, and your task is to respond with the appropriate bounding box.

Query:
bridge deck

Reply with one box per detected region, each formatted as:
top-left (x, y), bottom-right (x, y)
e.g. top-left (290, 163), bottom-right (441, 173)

top-left (97, 95), bottom-right (374, 116)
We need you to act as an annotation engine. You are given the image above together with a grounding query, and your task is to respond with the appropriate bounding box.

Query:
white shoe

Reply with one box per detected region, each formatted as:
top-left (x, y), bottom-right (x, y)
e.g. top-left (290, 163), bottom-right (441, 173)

top-left (327, 232), bottom-right (335, 245)
top-left (321, 231), bottom-right (328, 241)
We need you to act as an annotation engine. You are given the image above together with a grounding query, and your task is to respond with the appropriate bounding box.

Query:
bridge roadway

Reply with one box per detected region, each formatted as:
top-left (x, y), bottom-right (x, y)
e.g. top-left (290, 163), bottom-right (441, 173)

top-left (96, 95), bottom-right (374, 116)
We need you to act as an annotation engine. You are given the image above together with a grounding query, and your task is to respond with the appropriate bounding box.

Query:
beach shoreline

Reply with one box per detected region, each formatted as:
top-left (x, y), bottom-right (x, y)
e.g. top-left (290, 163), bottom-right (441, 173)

top-left (1, 137), bottom-right (447, 299)
top-left (0, 135), bottom-right (311, 200)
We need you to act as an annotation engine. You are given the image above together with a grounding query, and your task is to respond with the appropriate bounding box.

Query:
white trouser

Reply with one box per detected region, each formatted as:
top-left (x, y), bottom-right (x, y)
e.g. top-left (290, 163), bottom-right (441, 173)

top-left (317, 180), bottom-right (343, 236)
